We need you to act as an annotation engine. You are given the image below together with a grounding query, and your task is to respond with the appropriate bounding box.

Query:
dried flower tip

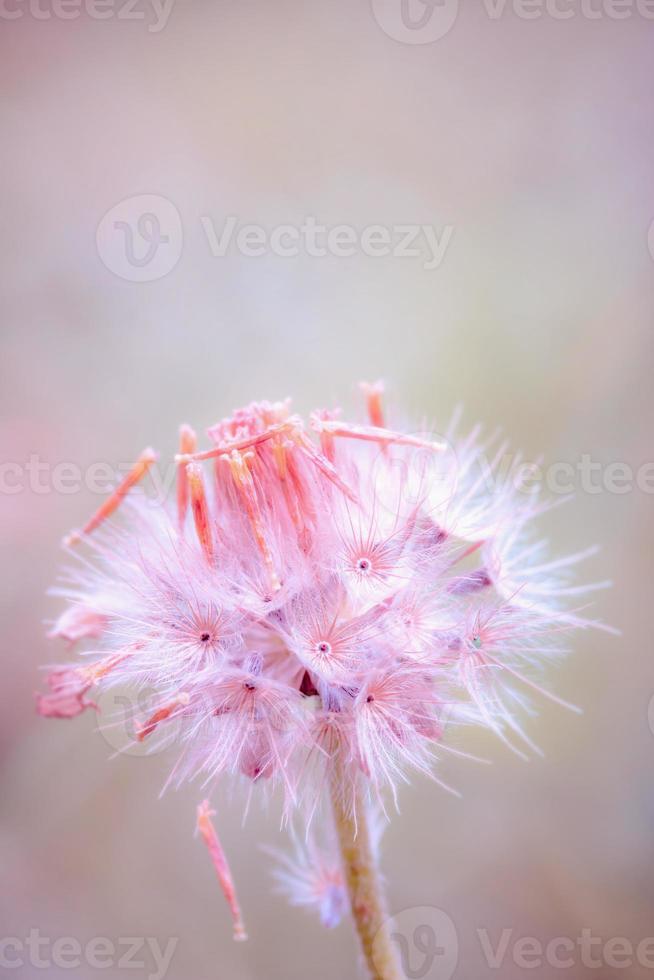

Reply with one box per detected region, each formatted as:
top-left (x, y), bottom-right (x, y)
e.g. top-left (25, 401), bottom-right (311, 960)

top-left (186, 462), bottom-right (214, 563)
top-left (310, 418), bottom-right (446, 453)
top-left (35, 668), bottom-right (98, 718)
top-left (175, 418), bottom-right (296, 464)
top-left (63, 447), bottom-right (157, 546)
top-left (311, 408), bottom-right (340, 461)
top-left (35, 650), bottom-right (132, 719)
top-left (82, 649), bottom-right (133, 683)
top-left (224, 450), bottom-right (281, 592)
top-left (48, 604), bottom-right (108, 645)
top-left (136, 692), bottom-right (191, 742)
top-left (294, 432), bottom-right (358, 502)
top-left (359, 379), bottom-right (386, 429)
top-left (196, 800), bottom-right (248, 942)
top-left (176, 424), bottom-right (197, 528)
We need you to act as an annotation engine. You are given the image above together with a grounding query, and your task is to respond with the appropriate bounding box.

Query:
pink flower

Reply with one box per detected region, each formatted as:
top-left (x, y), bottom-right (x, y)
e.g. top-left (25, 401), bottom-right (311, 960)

top-left (37, 384), bottom-right (610, 938)
top-left (36, 650), bottom-right (132, 719)
top-left (266, 800), bottom-right (386, 930)
top-left (48, 602), bottom-right (108, 645)
top-left (266, 830), bottom-right (348, 929)
top-left (35, 667), bottom-right (98, 719)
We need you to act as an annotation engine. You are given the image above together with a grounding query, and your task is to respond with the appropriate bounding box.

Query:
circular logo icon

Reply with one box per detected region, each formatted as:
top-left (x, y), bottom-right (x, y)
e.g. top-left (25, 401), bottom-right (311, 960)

top-left (371, 0), bottom-right (460, 44)
top-left (96, 194), bottom-right (183, 282)
top-left (647, 693), bottom-right (654, 737)
top-left (647, 219), bottom-right (654, 264)
top-left (364, 428), bottom-right (459, 536)
top-left (374, 906), bottom-right (459, 980)
top-left (95, 686), bottom-right (182, 758)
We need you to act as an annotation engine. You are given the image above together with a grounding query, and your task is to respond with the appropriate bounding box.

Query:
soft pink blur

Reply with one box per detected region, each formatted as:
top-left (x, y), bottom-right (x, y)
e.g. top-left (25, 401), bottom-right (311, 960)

top-left (2, 4), bottom-right (653, 979)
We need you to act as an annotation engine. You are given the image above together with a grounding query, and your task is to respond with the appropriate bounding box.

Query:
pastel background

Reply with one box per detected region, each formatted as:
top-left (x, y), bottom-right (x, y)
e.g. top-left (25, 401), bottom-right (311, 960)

top-left (1, 3), bottom-right (653, 978)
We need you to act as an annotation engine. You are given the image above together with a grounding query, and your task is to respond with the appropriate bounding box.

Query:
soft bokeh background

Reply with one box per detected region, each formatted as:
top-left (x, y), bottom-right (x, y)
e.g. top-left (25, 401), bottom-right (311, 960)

top-left (2, 3), bottom-right (653, 978)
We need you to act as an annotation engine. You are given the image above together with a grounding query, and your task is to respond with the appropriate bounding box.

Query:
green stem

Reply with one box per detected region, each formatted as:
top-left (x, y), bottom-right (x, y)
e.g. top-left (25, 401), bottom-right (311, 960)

top-left (330, 765), bottom-right (402, 980)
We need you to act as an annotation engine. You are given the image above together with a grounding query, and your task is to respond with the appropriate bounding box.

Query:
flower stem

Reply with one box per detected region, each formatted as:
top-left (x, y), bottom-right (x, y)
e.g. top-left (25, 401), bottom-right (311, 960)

top-left (330, 768), bottom-right (401, 980)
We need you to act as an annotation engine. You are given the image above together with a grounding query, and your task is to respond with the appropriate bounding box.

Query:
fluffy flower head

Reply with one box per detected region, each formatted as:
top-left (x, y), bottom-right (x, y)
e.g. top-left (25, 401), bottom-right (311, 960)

top-left (39, 384), bottom-right (608, 818)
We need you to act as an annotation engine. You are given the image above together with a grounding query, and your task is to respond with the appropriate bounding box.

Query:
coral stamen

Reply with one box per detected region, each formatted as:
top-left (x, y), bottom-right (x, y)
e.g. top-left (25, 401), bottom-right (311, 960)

top-left (187, 462), bottom-right (214, 563)
top-left (35, 649), bottom-right (132, 719)
top-left (223, 450), bottom-right (281, 592)
top-left (64, 447), bottom-right (157, 546)
top-left (295, 432), bottom-right (358, 502)
top-left (359, 380), bottom-right (386, 429)
top-left (175, 419), bottom-right (297, 464)
top-left (136, 692), bottom-right (191, 742)
top-left (177, 424), bottom-right (197, 529)
top-left (196, 800), bottom-right (248, 942)
top-left (83, 649), bottom-right (133, 683)
top-left (310, 417), bottom-right (445, 453)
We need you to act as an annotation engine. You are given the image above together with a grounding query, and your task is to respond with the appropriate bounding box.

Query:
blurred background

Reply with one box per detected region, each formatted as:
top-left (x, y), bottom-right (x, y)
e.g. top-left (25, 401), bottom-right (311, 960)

top-left (1, 2), bottom-right (653, 978)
